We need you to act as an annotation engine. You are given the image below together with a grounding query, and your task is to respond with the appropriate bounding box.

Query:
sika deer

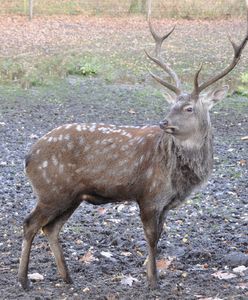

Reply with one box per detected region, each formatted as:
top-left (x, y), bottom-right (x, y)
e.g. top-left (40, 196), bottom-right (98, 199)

top-left (18, 14), bottom-right (248, 289)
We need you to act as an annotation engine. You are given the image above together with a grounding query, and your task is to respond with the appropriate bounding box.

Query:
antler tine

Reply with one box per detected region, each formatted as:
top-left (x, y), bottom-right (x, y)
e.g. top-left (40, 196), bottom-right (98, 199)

top-left (148, 20), bottom-right (175, 57)
top-left (191, 8), bottom-right (248, 97)
top-left (192, 63), bottom-right (203, 96)
top-left (148, 69), bottom-right (182, 95)
top-left (146, 20), bottom-right (182, 95)
top-left (145, 50), bottom-right (181, 95)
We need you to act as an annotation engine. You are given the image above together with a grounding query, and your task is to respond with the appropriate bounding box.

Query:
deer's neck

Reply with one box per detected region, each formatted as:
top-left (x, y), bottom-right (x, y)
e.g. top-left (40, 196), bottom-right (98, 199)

top-left (159, 130), bottom-right (213, 192)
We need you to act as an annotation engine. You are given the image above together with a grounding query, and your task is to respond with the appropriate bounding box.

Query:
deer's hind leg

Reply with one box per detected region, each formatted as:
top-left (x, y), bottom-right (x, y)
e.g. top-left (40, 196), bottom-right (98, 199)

top-left (42, 200), bottom-right (81, 284)
top-left (18, 204), bottom-right (54, 289)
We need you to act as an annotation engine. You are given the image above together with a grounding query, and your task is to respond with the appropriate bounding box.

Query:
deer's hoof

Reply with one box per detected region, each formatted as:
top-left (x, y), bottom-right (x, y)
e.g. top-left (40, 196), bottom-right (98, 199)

top-left (64, 275), bottom-right (73, 284)
top-left (148, 280), bottom-right (159, 290)
top-left (18, 277), bottom-right (30, 290)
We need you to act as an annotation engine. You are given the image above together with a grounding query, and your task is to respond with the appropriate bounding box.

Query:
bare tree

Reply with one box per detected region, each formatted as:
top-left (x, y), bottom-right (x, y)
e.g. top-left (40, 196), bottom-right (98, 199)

top-left (29, 0), bottom-right (33, 21)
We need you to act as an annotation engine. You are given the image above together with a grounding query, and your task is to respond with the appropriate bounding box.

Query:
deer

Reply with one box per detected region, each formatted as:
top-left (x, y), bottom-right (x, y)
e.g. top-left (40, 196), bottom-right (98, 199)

top-left (18, 12), bottom-right (248, 290)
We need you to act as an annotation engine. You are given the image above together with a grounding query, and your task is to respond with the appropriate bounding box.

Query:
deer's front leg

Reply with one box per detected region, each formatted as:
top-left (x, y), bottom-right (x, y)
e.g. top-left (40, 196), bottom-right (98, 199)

top-left (139, 203), bottom-right (167, 289)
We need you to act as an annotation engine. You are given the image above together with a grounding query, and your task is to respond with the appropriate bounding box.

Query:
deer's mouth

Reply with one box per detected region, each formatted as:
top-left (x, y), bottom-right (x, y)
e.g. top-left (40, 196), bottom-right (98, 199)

top-left (164, 126), bottom-right (179, 134)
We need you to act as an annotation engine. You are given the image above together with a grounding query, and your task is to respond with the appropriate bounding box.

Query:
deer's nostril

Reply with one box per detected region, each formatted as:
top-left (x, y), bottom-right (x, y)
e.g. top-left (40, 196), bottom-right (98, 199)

top-left (159, 119), bottom-right (168, 129)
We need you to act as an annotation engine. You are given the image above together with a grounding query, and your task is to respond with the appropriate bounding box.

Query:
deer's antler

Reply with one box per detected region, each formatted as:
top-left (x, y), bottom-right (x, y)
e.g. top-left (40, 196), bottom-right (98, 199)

top-left (145, 20), bottom-right (182, 96)
top-left (191, 10), bottom-right (248, 97)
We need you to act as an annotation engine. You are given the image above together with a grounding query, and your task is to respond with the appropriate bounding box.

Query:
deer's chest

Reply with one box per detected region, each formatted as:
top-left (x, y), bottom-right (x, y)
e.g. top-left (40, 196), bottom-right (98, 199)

top-left (172, 164), bottom-right (202, 201)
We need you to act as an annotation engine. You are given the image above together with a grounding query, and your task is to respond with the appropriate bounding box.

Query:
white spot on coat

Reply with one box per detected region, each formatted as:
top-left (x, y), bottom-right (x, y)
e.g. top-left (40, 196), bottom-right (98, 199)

top-left (76, 125), bottom-right (82, 132)
top-left (59, 164), bottom-right (64, 174)
top-left (75, 167), bottom-right (84, 174)
top-left (64, 134), bottom-right (70, 141)
top-left (146, 167), bottom-right (154, 179)
top-left (42, 161), bottom-right (48, 168)
top-left (52, 155), bottom-right (58, 166)
top-left (67, 142), bottom-right (74, 150)
top-left (119, 159), bottom-right (128, 166)
top-left (121, 145), bottom-right (129, 151)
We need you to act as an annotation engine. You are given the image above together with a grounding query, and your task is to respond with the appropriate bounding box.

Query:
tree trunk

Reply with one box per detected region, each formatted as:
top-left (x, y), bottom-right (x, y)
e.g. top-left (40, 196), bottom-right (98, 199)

top-left (29, 0), bottom-right (33, 21)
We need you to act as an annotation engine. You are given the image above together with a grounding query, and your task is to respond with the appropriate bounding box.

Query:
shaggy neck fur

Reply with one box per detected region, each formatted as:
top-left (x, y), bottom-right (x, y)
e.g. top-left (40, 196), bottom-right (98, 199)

top-left (158, 129), bottom-right (213, 199)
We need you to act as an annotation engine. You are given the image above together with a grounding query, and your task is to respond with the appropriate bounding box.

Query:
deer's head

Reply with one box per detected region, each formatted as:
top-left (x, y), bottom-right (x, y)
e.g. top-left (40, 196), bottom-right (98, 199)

top-left (146, 14), bottom-right (248, 147)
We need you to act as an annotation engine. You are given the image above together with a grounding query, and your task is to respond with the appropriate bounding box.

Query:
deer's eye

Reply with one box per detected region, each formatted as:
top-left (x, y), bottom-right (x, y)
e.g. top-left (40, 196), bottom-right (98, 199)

top-left (184, 106), bottom-right (193, 112)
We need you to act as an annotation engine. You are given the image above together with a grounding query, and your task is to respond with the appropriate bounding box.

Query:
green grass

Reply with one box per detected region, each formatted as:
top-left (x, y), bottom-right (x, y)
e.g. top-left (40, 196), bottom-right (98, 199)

top-left (0, 53), bottom-right (114, 88)
top-left (0, 0), bottom-right (245, 18)
top-left (0, 47), bottom-right (151, 88)
top-left (236, 72), bottom-right (248, 97)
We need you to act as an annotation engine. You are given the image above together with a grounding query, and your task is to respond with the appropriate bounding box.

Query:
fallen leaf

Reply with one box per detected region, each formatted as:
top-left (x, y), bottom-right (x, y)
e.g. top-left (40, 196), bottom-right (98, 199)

top-left (233, 265), bottom-right (247, 274)
top-left (235, 282), bottom-right (248, 290)
top-left (97, 207), bottom-right (107, 215)
top-left (196, 297), bottom-right (223, 300)
top-left (181, 272), bottom-right (188, 278)
top-left (212, 270), bottom-right (237, 280)
top-left (30, 133), bottom-right (39, 139)
top-left (128, 108), bottom-right (136, 114)
top-left (101, 251), bottom-right (113, 258)
top-left (75, 239), bottom-right (83, 245)
top-left (28, 272), bottom-right (44, 281)
top-left (79, 251), bottom-right (97, 264)
top-left (117, 204), bottom-right (125, 212)
top-left (120, 275), bottom-right (139, 286)
top-left (121, 251), bottom-right (132, 257)
top-left (156, 257), bottom-right (174, 270)
top-left (238, 159), bottom-right (246, 166)
top-left (241, 136), bottom-right (248, 141)
top-left (104, 293), bottom-right (118, 300)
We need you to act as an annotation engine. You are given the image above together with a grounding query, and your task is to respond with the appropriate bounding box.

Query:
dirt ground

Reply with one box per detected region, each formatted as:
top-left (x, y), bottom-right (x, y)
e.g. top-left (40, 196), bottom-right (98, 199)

top-left (0, 16), bottom-right (248, 300)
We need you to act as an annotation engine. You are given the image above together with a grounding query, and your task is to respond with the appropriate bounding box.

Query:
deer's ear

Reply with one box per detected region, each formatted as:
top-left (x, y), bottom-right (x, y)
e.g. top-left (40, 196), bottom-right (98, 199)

top-left (164, 91), bottom-right (177, 104)
top-left (204, 85), bottom-right (229, 109)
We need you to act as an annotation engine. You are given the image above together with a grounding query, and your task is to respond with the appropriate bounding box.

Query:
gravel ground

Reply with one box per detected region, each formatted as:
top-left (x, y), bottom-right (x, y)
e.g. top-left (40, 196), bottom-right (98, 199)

top-left (0, 76), bottom-right (247, 299)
